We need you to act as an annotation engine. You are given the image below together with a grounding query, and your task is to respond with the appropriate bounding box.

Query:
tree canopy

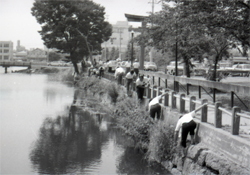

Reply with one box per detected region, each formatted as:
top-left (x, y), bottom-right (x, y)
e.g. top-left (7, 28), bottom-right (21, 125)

top-left (141, 0), bottom-right (250, 80)
top-left (31, 0), bottom-right (112, 73)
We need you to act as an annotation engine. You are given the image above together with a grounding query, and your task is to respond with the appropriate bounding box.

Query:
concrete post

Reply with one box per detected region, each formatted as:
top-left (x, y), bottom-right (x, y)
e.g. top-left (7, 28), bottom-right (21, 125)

top-left (215, 102), bottom-right (222, 128)
top-left (164, 90), bottom-right (169, 107)
top-left (180, 93), bottom-right (185, 113)
top-left (189, 96), bottom-right (196, 112)
top-left (153, 86), bottom-right (157, 98)
top-left (170, 91), bottom-right (176, 109)
top-left (201, 99), bottom-right (208, 122)
top-left (232, 107), bottom-right (241, 135)
top-left (157, 87), bottom-right (161, 96)
top-left (147, 86), bottom-right (151, 98)
top-left (5, 67), bottom-right (7, 73)
top-left (158, 87), bottom-right (163, 103)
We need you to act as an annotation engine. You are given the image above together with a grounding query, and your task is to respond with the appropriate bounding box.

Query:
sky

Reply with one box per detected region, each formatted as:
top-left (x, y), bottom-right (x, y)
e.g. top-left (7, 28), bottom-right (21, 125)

top-left (0, 0), bottom-right (162, 50)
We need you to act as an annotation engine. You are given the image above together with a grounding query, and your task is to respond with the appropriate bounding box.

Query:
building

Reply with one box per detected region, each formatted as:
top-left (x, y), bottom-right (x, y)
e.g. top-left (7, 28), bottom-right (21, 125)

top-left (102, 21), bottom-right (131, 61)
top-left (16, 40), bottom-right (26, 52)
top-left (0, 41), bottom-right (13, 61)
top-left (28, 48), bottom-right (47, 62)
top-left (101, 21), bottom-right (143, 62)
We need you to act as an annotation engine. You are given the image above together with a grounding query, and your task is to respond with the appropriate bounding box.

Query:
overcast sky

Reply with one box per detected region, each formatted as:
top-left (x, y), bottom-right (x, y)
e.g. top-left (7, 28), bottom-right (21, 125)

top-left (0, 0), bottom-right (162, 50)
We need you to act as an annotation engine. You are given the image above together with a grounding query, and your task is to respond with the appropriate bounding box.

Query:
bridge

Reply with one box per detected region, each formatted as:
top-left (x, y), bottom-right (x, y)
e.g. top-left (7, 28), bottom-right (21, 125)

top-left (0, 61), bottom-right (48, 73)
top-left (0, 61), bottom-right (31, 73)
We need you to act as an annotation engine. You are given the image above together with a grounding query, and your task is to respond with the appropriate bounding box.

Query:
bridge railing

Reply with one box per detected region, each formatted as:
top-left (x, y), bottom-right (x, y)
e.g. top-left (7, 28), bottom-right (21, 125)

top-left (145, 84), bottom-right (250, 136)
top-left (103, 71), bottom-right (250, 137)
top-left (0, 60), bottom-right (31, 67)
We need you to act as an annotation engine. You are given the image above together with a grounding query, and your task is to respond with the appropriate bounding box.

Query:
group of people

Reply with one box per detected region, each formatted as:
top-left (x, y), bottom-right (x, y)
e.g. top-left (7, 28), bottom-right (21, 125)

top-left (114, 65), bottom-right (208, 149)
top-left (88, 65), bottom-right (105, 78)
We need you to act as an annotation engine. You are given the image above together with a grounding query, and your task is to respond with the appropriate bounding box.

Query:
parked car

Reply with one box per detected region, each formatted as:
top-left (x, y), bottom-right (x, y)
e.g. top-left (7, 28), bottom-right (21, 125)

top-left (121, 61), bottom-right (131, 68)
top-left (165, 61), bottom-right (184, 75)
top-left (224, 64), bottom-right (250, 76)
top-left (106, 60), bottom-right (119, 72)
top-left (133, 62), bottom-right (139, 69)
top-left (144, 62), bottom-right (157, 71)
top-left (47, 61), bottom-right (65, 66)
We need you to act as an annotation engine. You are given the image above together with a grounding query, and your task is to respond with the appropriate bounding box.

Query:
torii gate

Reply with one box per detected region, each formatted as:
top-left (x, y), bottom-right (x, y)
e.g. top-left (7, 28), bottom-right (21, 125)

top-left (125, 13), bottom-right (147, 70)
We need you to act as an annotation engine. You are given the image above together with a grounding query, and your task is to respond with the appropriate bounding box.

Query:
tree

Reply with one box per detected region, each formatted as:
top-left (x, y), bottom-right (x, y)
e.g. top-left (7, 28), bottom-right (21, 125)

top-left (48, 52), bottom-right (61, 62)
top-left (31, 0), bottom-right (112, 74)
top-left (143, 0), bottom-right (249, 79)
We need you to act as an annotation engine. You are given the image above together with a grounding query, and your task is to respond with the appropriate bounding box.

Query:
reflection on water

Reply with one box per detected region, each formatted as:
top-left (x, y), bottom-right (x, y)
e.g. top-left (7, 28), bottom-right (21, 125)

top-left (0, 69), bottom-right (170, 174)
top-left (30, 104), bottom-right (170, 174)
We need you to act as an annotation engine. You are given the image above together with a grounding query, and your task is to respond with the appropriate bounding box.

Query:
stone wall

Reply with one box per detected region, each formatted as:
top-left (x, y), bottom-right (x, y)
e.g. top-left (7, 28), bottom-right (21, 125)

top-left (161, 107), bottom-right (250, 174)
top-left (195, 119), bottom-right (250, 170)
top-left (161, 144), bottom-right (250, 174)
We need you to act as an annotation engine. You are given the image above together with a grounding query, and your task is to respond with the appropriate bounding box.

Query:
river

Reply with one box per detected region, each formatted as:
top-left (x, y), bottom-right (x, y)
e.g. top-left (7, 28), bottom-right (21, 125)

top-left (0, 67), bottom-right (170, 174)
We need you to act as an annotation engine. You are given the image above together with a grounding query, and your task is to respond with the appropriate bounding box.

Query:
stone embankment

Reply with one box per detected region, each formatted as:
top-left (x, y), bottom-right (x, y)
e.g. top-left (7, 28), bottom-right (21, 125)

top-left (161, 143), bottom-right (250, 174)
top-left (158, 107), bottom-right (250, 175)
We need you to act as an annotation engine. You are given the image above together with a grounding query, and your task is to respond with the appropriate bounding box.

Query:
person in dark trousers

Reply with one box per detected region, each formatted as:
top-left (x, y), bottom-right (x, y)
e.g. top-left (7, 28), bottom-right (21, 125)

top-left (148, 92), bottom-right (168, 120)
top-left (174, 103), bottom-right (207, 148)
top-left (136, 74), bottom-right (146, 101)
top-left (115, 66), bottom-right (125, 85)
top-left (98, 66), bottom-right (105, 79)
top-left (125, 70), bottom-right (136, 95)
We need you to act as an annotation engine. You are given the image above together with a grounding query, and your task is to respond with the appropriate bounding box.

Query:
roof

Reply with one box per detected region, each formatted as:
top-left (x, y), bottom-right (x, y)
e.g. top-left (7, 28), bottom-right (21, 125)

top-left (124, 13), bottom-right (148, 22)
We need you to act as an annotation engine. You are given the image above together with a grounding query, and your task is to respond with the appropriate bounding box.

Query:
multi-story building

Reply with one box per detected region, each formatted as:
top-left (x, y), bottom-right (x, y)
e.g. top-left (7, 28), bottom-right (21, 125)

top-left (102, 21), bottom-right (130, 60)
top-left (16, 40), bottom-right (26, 52)
top-left (0, 41), bottom-right (13, 61)
top-left (101, 21), bottom-right (141, 61)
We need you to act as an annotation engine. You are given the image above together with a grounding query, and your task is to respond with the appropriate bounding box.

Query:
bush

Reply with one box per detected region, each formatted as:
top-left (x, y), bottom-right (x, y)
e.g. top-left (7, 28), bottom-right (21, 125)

top-left (146, 122), bottom-right (176, 162)
top-left (107, 83), bottom-right (120, 104)
top-left (116, 98), bottom-right (153, 150)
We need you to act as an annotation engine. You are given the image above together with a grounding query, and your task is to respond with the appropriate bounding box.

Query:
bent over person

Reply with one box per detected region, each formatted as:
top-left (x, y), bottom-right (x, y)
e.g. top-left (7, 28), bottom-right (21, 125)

top-left (174, 103), bottom-right (207, 148)
top-left (148, 92), bottom-right (168, 120)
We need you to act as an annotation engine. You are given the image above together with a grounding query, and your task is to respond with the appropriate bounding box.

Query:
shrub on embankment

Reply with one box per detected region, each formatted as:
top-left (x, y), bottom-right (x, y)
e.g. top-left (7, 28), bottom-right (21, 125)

top-left (73, 75), bottom-right (177, 161)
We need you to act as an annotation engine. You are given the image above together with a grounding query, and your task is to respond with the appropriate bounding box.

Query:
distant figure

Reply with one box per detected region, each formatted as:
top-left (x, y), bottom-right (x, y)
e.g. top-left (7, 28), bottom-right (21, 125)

top-left (148, 92), bottom-right (168, 120)
top-left (115, 66), bottom-right (125, 85)
top-left (125, 69), bottom-right (136, 94)
top-left (136, 74), bottom-right (146, 101)
top-left (174, 103), bottom-right (207, 148)
top-left (93, 59), bottom-right (97, 67)
top-left (88, 65), bottom-right (94, 77)
top-left (81, 60), bottom-right (85, 73)
top-left (98, 66), bottom-right (105, 79)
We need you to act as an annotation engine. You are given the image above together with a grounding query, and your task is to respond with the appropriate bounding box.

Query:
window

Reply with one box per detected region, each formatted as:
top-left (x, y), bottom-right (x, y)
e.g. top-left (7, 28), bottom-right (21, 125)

top-left (0, 49), bottom-right (2, 53)
top-left (0, 56), bottom-right (2, 60)
top-left (4, 49), bottom-right (9, 53)
top-left (0, 43), bottom-right (2, 47)
top-left (4, 56), bottom-right (9, 60)
top-left (4, 44), bottom-right (9, 47)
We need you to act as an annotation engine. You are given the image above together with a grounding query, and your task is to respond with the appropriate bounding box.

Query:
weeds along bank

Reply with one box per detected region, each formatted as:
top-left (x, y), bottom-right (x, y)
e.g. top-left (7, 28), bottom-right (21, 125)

top-left (51, 71), bottom-right (250, 174)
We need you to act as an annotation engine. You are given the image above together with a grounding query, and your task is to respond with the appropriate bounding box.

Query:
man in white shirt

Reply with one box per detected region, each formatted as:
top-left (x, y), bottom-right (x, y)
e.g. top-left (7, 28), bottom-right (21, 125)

top-left (148, 92), bottom-right (168, 120)
top-left (174, 103), bottom-right (207, 148)
top-left (136, 74), bottom-right (146, 101)
top-left (115, 66), bottom-right (125, 85)
top-left (125, 69), bottom-right (136, 94)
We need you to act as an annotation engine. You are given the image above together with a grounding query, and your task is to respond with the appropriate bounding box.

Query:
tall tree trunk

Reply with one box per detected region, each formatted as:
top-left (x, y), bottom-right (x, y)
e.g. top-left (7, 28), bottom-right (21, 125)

top-left (212, 55), bottom-right (219, 81)
top-left (183, 55), bottom-right (191, 77)
top-left (72, 62), bottom-right (79, 74)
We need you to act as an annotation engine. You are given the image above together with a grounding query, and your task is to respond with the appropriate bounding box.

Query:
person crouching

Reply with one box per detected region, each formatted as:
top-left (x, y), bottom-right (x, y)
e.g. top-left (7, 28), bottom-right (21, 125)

top-left (148, 92), bottom-right (167, 120)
